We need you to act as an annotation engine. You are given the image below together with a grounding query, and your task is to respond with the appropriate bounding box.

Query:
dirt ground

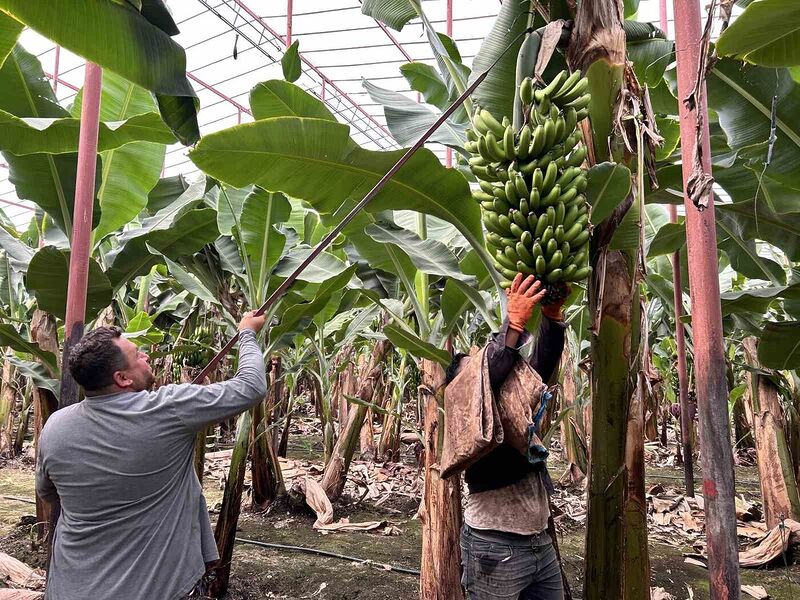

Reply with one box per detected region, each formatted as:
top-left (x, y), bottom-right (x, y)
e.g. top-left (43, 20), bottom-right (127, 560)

top-left (1, 440), bottom-right (798, 599)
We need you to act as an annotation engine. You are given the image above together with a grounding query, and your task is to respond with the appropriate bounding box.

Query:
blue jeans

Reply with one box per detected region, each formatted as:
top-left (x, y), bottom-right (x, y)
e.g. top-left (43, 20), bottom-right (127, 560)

top-left (460, 525), bottom-right (564, 600)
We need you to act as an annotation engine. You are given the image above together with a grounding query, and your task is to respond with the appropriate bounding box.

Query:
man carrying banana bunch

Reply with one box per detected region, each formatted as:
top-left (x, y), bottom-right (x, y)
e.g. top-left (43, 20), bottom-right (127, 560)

top-left (444, 273), bottom-right (567, 599)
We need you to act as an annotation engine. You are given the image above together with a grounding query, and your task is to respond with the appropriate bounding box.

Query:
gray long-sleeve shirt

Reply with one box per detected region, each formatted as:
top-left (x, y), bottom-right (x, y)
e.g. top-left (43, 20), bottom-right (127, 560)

top-left (36, 328), bottom-right (267, 600)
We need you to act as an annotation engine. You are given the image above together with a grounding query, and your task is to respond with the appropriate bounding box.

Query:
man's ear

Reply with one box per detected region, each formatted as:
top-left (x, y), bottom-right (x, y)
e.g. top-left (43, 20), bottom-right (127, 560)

top-left (111, 369), bottom-right (133, 389)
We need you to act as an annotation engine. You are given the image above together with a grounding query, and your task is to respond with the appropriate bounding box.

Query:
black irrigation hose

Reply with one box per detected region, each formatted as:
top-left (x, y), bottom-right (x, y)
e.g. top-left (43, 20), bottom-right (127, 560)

top-left (234, 537), bottom-right (421, 576)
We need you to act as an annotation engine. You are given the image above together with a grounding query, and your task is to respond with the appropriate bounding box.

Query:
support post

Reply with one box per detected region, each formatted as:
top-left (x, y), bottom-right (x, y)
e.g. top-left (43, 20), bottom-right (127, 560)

top-left (661, 0), bottom-right (694, 498)
top-left (286, 0), bottom-right (293, 47)
top-left (672, 1), bottom-right (740, 597)
top-left (53, 46), bottom-right (60, 94)
top-left (59, 63), bottom-right (102, 408)
top-left (445, 0), bottom-right (453, 168)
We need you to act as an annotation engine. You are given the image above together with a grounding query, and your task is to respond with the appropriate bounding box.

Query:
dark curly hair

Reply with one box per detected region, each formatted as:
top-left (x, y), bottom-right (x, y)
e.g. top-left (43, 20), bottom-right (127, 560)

top-left (444, 352), bottom-right (469, 386)
top-left (68, 327), bottom-right (128, 392)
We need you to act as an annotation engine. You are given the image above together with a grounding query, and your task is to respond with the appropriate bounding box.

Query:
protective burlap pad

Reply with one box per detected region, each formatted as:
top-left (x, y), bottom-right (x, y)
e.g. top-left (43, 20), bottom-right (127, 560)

top-left (441, 349), bottom-right (547, 479)
top-left (441, 347), bottom-right (503, 479)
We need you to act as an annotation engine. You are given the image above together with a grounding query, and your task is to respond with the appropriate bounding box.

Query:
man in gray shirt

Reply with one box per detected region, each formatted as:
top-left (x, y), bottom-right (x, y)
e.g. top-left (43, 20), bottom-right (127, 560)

top-left (36, 312), bottom-right (267, 600)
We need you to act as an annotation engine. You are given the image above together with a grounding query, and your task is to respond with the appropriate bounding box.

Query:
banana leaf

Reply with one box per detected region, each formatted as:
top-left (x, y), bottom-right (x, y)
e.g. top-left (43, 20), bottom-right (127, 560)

top-left (716, 0), bottom-right (800, 68)
top-left (383, 322), bottom-right (451, 366)
top-left (0, 0), bottom-right (199, 144)
top-left (716, 209), bottom-right (787, 285)
top-left (0, 226), bottom-right (34, 271)
top-left (147, 175), bottom-right (189, 213)
top-left (647, 222), bottom-right (685, 257)
top-left (707, 58), bottom-right (800, 190)
top-left (239, 187), bottom-right (292, 302)
top-left (25, 245), bottom-right (112, 320)
top-left (721, 284), bottom-right (800, 316)
top-left (73, 71), bottom-right (168, 241)
top-left (272, 247), bottom-right (350, 284)
top-left (7, 356), bottom-right (59, 398)
top-left (469, 0), bottom-right (532, 122)
top-left (0, 45), bottom-right (101, 236)
top-left (586, 162), bottom-right (632, 225)
top-left (0, 10), bottom-right (22, 67)
top-left (365, 221), bottom-right (473, 283)
top-left (162, 254), bottom-right (222, 308)
top-left (362, 79), bottom-right (466, 147)
top-left (105, 208), bottom-right (219, 290)
top-left (360, 0), bottom-right (418, 31)
top-left (441, 249), bottom-right (498, 336)
top-left (0, 323), bottom-right (58, 374)
top-left (281, 40), bottom-right (301, 83)
top-left (0, 110), bottom-right (175, 155)
top-left (758, 321), bottom-right (800, 369)
top-left (250, 80), bottom-right (336, 121)
top-left (400, 63), bottom-right (450, 110)
top-left (189, 116), bottom-right (499, 290)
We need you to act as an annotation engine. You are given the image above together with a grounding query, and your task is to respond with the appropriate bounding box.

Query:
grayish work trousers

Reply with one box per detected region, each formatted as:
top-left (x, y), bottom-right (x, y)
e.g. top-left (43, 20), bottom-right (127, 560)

top-left (460, 525), bottom-right (564, 600)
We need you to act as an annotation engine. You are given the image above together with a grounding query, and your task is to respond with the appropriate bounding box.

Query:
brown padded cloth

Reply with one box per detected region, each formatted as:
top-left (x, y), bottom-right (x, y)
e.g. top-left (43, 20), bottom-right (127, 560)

top-left (441, 349), bottom-right (546, 479)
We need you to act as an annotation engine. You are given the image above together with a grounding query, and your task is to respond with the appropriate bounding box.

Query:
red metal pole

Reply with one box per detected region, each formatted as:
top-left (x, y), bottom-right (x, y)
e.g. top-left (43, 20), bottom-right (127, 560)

top-left (445, 0), bottom-right (453, 168)
top-left (661, 0), bottom-right (694, 498)
top-left (59, 63), bottom-right (103, 408)
top-left (672, 1), bottom-right (740, 596)
top-left (286, 0), bottom-right (293, 47)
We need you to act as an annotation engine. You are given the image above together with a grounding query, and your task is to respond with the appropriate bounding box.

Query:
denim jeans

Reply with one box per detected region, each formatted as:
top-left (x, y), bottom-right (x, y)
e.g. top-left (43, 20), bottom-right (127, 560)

top-left (460, 525), bottom-right (564, 600)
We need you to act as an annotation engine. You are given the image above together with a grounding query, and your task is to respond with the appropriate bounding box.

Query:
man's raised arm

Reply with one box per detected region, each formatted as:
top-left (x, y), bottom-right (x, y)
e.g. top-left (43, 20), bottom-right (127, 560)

top-left (167, 312), bottom-right (268, 432)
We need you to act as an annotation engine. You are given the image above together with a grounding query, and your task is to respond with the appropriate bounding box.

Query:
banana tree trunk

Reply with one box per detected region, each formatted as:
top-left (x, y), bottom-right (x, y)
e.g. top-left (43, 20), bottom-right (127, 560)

top-left (12, 383), bottom-right (31, 457)
top-left (321, 340), bottom-right (389, 501)
top-left (569, 2), bottom-right (649, 598)
top-left (31, 310), bottom-right (59, 544)
top-left (419, 358), bottom-right (463, 600)
top-left (250, 397), bottom-right (284, 509)
top-left (338, 362), bottom-right (355, 434)
top-left (559, 345), bottom-right (587, 484)
top-left (0, 353), bottom-right (15, 454)
top-left (210, 411), bottom-right (251, 598)
top-left (743, 338), bottom-right (800, 527)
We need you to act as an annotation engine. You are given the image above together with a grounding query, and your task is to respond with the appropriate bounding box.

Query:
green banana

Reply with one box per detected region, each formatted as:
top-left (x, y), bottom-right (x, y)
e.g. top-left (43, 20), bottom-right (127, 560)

top-left (495, 251), bottom-right (516, 271)
top-left (517, 125), bottom-right (532, 160)
top-left (565, 94), bottom-right (591, 112)
top-left (480, 200), bottom-right (495, 212)
top-left (571, 229), bottom-right (590, 248)
top-left (543, 118), bottom-right (557, 148)
top-left (504, 245), bottom-right (520, 264)
top-left (565, 145), bottom-right (588, 168)
top-left (563, 205), bottom-right (579, 229)
top-left (554, 116), bottom-right (565, 143)
top-left (572, 266), bottom-right (592, 280)
top-left (494, 198), bottom-right (511, 214)
top-left (557, 76), bottom-right (589, 105)
top-left (481, 109), bottom-right (506, 137)
top-left (519, 198), bottom-right (530, 216)
top-left (503, 126), bottom-right (516, 160)
top-left (546, 206), bottom-right (556, 227)
top-left (519, 159), bottom-right (539, 176)
top-left (516, 242), bottom-right (534, 265)
top-left (520, 77), bottom-right (534, 105)
top-left (562, 264), bottom-right (577, 281)
top-left (555, 202), bottom-right (566, 225)
top-left (546, 268), bottom-right (564, 283)
top-left (558, 187), bottom-right (579, 206)
top-left (546, 237), bottom-right (558, 258)
top-left (555, 225), bottom-right (565, 244)
top-left (563, 221), bottom-right (583, 243)
top-left (576, 107), bottom-right (590, 121)
top-left (556, 166), bottom-right (581, 189)
top-left (541, 184), bottom-right (562, 207)
top-left (473, 190), bottom-right (494, 202)
top-left (472, 165), bottom-right (499, 181)
top-left (478, 179), bottom-right (496, 194)
top-left (561, 241), bottom-right (571, 257)
top-left (510, 223), bottom-right (525, 239)
top-left (541, 161), bottom-right (558, 193)
top-left (529, 125), bottom-right (546, 157)
top-left (532, 168), bottom-right (544, 191)
top-left (541, 225), bottom-right (554, 246)
top-left (533, 213), bottom-right (548, 238)
top-left (532, 242), bottom-right (543, 258)
top-left (485, 131), bottom-right (505, 162)
top-left (551, 71), bottom-right (581, 101)
top-left (495, 166), bottom-right (510, 182)
top-left (529, 188), bottom-right (541, 212)
top-left (547, 250), bottom-right (563, 270)
top-left (536, 255), bottom-right (547, 275)
top-left (466, 128), bottom-right (479, 142)
top-left (514, 174), bottom-right (529, 200)
top-left (505, 180), bottom-right (520, 207)
top-left (517, 260), bottom-right (535, 275)
top-left (521, 230), bottom-right (533, 247)
top-left (511, 209), bottom-right (527, 229)
top-left (497, 214), bottom-right (513, 235)
top-left (541, 70), bottom-right (567, 97)
top-left (473, 113), bottom-right (490, 136)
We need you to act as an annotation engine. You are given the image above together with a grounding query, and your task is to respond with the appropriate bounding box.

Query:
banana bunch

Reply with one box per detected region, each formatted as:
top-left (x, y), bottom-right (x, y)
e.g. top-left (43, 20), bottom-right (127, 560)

top-left (464, 70), bottom-right (593, 300)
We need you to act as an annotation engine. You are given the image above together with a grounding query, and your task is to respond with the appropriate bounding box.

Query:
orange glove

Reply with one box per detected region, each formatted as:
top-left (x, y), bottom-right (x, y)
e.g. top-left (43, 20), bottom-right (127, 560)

top-left (507, 273), bottom-right (546, 332)
top-left (541, 285), bottom-right (571, 321)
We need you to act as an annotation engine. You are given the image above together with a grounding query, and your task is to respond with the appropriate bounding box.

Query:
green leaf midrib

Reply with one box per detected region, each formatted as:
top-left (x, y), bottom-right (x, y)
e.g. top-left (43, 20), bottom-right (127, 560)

top-left (712, 67), bottom-right (800, 150)
top-left (716, 216), bottom-right (781, 284)
top-left (11, 54), bottom-right (71, 237)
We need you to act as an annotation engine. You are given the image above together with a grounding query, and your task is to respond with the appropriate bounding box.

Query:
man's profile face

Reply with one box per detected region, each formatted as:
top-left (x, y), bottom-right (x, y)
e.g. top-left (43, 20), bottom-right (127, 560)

top-left (113, 337), bottom-right (155, 392)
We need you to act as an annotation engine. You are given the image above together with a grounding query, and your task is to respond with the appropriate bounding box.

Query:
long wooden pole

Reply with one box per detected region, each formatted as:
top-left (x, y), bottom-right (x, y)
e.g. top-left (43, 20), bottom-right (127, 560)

top-left (660, 0), bottom-right (694, 498)
top-left (671, 1), bottom-right (740, 596)
top-left (59, 63), bottom-right (103, 408)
